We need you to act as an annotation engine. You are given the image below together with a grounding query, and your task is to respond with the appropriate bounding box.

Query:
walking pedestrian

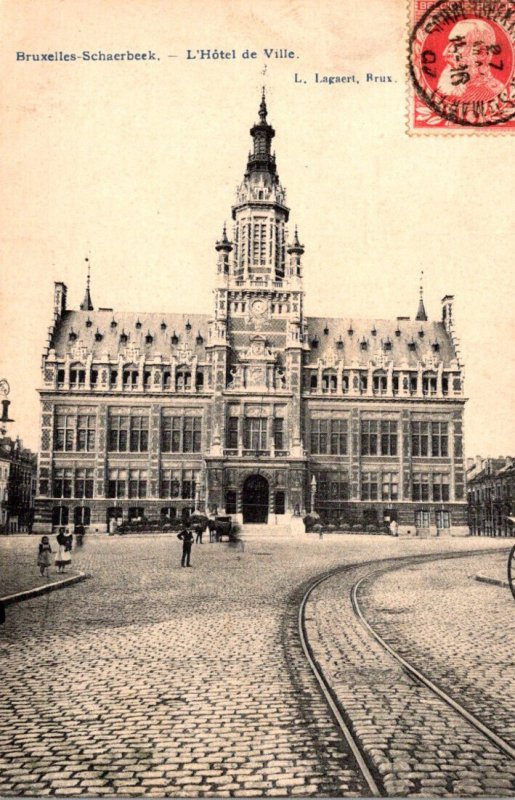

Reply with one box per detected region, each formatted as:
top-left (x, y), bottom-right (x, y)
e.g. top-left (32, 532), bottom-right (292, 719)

top-left (37, 536), bottom-right (52, 578)
top-left (177, 525), bottom-right (194, 567)
top-left (55, 527), bottom-right (72, 574)
top-left (195, 524), bottom-right (204, 544)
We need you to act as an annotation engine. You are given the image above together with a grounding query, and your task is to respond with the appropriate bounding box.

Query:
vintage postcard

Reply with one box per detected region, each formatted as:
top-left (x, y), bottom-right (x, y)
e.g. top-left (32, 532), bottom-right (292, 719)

top-left (0, 1), bottom-right (513, 799)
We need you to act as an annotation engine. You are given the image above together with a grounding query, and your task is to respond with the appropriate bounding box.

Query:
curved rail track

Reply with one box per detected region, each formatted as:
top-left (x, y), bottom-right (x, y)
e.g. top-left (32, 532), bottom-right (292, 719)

top-left (298, 548), bottom-right (514, 797)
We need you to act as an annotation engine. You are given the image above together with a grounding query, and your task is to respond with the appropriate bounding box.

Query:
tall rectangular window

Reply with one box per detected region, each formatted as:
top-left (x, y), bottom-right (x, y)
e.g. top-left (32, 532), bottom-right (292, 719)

top-left (431, 422), bottom-right (449, 457)
top-left (411, 421), bottom-right (429, 457)
top-left (182, 469), bottom-right (200, 500)
top-left (311, 419), bottom-right (329, 454)
top-left (109, 414), bottom-right (130, 452)
top-left (130, 416), bottom-right (149, 452)
top-left (162, 415), bottom-right (201, 453)
top-left (412, 473), bottom-right (430, 501)
top-left (75, 468), bottom-right (94, 499)
top-left (243, 418), bottom-right (267, 451)
top-left (412, 421), bottom-right (448, 457)
top-left (380, 421), bottom-right (397, 456)
top-left (108, 469), bottom-right (128, 498)
top-left (160, 469), bottom-right (181, 498)
top-left (77, 415), bottom-right (96, 452)
top-left (183, 416), bottom-right (202, 453)
top-left (226, 416), bottom-right (239, 450)
top-left (432, 473), bottom-right (450, 501)
top-left (361, 420), bottom-right (379, 455)
top-left (381, 472), bottom-right (399, 501)
top-left (273, 418), bottom-right (284, 451)
top-left (361, 472), bottom-right (379, 500)
top-left (53, 468), bottom-right (73, 498)
top-left (330, 419), bottom-right (348, 455)
top-left (54, 414), bottom-right (75, 452)
top-left (129, 469), bottom-right (148, 499)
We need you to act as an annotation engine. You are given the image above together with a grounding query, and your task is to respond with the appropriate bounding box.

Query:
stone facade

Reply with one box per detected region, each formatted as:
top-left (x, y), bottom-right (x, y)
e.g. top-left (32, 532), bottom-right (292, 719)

top-left (0, 436), bottom-right (37, 532)
top-left (34, 94), bottom-right (468, 535)
top-left (467, 456), bottom-right (515, 537)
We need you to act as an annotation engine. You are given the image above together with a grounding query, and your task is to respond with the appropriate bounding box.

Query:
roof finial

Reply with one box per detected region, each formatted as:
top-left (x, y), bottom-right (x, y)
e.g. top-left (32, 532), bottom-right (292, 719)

top-left (259, 86), bottom-right (267, 122)
top-left (416, 269), bottom-right (427, 321)
top-left (80, 256), bottom-right (94, 311)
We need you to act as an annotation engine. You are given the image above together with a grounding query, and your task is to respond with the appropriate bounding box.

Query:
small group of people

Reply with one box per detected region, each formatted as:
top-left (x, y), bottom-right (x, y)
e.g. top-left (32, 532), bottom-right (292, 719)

top-left (37, 527), bottom-right (73, 578)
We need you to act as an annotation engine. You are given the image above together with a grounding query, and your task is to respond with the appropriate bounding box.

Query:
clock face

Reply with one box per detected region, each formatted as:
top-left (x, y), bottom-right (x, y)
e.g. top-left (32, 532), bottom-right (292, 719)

top-left (251, 299), bottom-right (267, 316)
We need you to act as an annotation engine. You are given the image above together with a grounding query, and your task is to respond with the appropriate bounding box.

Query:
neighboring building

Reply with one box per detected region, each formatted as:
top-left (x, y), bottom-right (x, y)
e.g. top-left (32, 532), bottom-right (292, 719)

top-left (34, 93), bottom-right (468, 535)
top-left (467, 456), bottom-right (515, 537)
top-left (0, 436), bottom-right (37, 533)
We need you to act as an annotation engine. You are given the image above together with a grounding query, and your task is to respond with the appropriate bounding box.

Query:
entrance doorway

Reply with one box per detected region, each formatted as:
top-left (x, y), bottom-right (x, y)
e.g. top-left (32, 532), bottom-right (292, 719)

top-left (242, 475), bottom-right (269, 523)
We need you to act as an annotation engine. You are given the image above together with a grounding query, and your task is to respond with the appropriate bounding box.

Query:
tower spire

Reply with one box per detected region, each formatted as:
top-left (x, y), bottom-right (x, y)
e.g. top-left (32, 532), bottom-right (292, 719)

top-left (80, 257), bottom-right (94, 312)
top-left (246, 89), bottom-right (277, 181)
top-left (416, 270), bottom-right (427, 321)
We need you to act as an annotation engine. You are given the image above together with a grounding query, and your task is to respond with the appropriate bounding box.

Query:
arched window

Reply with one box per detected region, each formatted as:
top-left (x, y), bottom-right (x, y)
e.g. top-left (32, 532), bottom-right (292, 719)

top-left (176, 366), bottom-right (191, 391)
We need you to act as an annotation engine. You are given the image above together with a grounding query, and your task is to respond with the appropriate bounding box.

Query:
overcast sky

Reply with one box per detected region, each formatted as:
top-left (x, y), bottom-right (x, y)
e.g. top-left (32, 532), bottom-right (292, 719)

top-left (0, 0), bottom-right (513, 457)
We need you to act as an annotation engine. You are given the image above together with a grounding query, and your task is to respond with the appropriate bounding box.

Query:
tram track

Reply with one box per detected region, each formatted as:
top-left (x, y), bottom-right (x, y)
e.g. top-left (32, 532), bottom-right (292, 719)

top-left (297, 548), bottom-right (513, 796)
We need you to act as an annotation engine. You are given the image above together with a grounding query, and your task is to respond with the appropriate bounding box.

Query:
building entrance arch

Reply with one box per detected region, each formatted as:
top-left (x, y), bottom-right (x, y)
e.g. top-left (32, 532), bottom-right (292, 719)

top-left (242, 475), bottom-right (269, 523)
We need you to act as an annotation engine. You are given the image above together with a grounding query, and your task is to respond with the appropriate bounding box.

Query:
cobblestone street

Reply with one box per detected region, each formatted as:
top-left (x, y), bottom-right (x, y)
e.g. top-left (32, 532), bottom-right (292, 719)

top-left (0, 533), bottom-right (512, 796)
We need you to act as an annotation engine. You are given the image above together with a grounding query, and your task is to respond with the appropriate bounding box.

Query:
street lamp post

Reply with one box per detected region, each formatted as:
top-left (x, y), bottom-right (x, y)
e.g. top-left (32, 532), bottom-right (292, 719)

top-left (310, 475), bottom-right (317, 514)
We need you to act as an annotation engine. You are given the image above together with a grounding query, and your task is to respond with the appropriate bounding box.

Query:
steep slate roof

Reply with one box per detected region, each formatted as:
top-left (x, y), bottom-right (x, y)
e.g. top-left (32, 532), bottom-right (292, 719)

top-left (304, 317), bottom-right (458, 368)
top-left (50, 311), bottom-right (211, 360)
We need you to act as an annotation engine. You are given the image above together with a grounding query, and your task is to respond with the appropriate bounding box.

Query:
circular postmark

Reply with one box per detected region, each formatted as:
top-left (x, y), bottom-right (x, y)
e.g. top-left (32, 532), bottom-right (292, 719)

top-left (409, 0), bottom-right (515, 126)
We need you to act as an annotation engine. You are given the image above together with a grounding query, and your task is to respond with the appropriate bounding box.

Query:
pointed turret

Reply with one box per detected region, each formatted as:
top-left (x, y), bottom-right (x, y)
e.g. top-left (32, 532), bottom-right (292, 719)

top-left (415, 270), bottom-right (427, 321)
top-left (215, 223), bottom-right (233, 253)
top-left (80, 258), bottom-right (94, 312)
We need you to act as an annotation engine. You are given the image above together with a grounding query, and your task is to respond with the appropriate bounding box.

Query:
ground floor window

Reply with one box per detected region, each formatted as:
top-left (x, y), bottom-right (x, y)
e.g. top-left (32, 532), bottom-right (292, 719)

top-left (160, 507), bottom-right (177, 520)
top-left (128, 507), bottom-right (145, 521)
top-left (436, 510), bottom-right (451, 528)
top-left (415, 510), bottom-right (430, 528)
top-left (52, 506), bottom-right (69, 526)
top-left (74, 506), bottom-right (91, 527)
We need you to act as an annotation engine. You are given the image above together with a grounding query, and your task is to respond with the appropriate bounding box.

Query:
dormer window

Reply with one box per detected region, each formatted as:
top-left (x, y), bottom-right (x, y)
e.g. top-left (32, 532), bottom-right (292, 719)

top-left (85, 318), bottom-right (92, 328)
top-left (145, 332), bottom-right (153, 345)
top-left (336, 338), bottom-right (344, 350)
top-left (95, 330), bottom-right (103, 342)
top-left (395, 327), bottom-right (401, 337)
top-left (185, 320), bottom-right (192, 332)
top-left (111, 319), bottom-right (117, 329)
top-left (311, 337), bottom-right (319, 349)
top-left (383, 340), bottom-right (392, 352)
top-left (408, 340), bottom-right (416, 351)
top-left (323, 324), bottom-right (329, 336)
top-left (135, 319), bottom-right (142, 329)
top-left (69, 329), bottom-right (77, 342)
top-left (196, 333), bottom-right (204, 345)
top-left (120, 331), bottom-right (128, 345)
top-left (432, 342), bottom-right (440, 352)
top-left (347, 326), bottom-right (354, 336)
top-left (371, 327), bottom-right (377, 337)
top-left (418, 328), bottom-right (425, 338)
top-left (171, 332), bottom-right (179, 345)
top-left (161, 321), bottom-right (167, 331)
top-left (360, 339), bottom-right (368, 351)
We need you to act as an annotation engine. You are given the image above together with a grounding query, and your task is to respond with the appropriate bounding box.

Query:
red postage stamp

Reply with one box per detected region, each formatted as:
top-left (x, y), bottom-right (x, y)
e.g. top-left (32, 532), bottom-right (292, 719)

top-left (408, 0), bottom-right (515, 131)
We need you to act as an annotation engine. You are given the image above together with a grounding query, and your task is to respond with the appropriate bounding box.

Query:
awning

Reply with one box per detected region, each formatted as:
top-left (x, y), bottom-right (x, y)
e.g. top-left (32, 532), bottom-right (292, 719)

top-left (507, 516), bottom-right (515, 524)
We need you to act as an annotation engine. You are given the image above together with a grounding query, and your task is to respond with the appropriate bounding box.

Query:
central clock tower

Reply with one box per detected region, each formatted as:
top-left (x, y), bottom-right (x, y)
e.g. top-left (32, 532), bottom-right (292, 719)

top-left (211, 89), bottom-right (307, 375)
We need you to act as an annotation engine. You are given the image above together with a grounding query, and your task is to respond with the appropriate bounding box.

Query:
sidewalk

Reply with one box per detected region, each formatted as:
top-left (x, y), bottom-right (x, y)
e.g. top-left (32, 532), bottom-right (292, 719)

top-left (0, 535), bottom-right (84, 598)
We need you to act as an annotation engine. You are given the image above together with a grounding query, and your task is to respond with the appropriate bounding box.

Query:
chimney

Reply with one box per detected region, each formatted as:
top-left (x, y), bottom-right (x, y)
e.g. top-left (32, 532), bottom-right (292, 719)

top-left (54, 282), bottom-right (67, 319)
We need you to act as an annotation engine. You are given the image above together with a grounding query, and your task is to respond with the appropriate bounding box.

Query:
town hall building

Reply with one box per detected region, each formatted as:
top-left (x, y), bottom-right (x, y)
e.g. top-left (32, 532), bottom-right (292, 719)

top-left (34, 93), bottom-right (468, 535)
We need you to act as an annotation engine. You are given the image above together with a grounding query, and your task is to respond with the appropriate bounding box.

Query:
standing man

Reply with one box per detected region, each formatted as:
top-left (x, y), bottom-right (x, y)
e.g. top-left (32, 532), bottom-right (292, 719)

top-left (177, 524), bottom-right (195, 567)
